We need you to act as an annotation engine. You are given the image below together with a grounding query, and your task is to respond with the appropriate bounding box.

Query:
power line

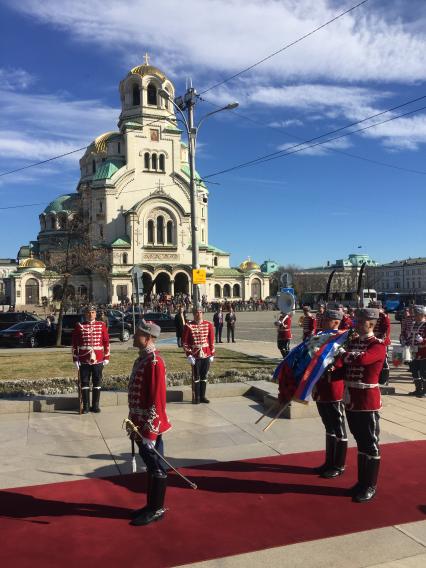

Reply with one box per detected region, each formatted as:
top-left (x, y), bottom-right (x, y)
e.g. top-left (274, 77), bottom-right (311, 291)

top-left (199, 0), bottom-right (371, 95)
top-left (0, 113), bottom-right (177, 178)
top-left (204, 102), bottom-right (426, 178)
top-left (199, 96), bottom-right (426, 177)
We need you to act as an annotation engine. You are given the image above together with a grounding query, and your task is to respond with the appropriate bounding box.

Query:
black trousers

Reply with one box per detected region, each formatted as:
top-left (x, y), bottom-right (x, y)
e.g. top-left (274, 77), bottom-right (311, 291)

top-left (215, 325), bottom-right (223, 342)
top-left (79, 363), bottom-right (103, 388)
top-left (194, 358), bottom-right (211, 384)
top-left (316, 401), bottom-right (347, 440)
top-left (346, 410), bottom-right (380, 457)
top-left (277, 339), bottom-right (290, 358)
top-left (227, 325), bottom-right (235, 342)
top-left (137, 435), bottom-right (166, 477)
top-left (410, 358), bottom-right (426, 380)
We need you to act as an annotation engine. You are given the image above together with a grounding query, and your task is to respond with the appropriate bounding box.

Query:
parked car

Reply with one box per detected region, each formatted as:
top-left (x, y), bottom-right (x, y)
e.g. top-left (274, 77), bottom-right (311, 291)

top-left (0, 312), bottom-right (41, 331)
top-left (124, 311), bottom-right (176, 332)
top-left (60, 313), bottom-right (132, 345)
top-left (0, 321), bottom-right (54, 348)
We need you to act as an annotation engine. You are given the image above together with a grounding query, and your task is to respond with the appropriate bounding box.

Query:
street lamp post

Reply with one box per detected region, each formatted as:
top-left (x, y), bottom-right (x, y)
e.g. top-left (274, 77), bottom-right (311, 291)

top-left (159, 88), bottom-right (238, 308)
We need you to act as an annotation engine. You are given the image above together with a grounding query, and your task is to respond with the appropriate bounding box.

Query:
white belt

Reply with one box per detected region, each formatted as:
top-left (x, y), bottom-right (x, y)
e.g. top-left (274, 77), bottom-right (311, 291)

top-left (78, 346), bottom-right (104, 350)
top-left (345, 381), bottom-right (378, 389)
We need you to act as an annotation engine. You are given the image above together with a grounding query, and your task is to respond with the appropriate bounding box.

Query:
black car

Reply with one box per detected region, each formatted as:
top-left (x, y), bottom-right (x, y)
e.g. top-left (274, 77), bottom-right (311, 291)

top-left (60, 313), bottom-right (132, 344)
top-left (0, 321), bottom-right (55, 348)
top-left (125, 311), bottom-right (176, 332)
top-left (0, 312), bottom-right (41, 331)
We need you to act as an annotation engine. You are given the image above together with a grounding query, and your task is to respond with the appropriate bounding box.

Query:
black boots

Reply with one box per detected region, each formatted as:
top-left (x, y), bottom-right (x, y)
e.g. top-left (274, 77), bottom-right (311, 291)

top-left (192, 380), bottom-right (200, 404)
top-left (131, 474), bottom-right (167, 526)
top-left (315, 435), bottom-right (336, 474)
top-left (91, 387), bottom-right (101, 412)
top-left (82, 388), bottom-right (90, 414)
top-left (409, 379), bottom-right (425, 398)
top-left (353, 455), bottom-right (380, 503)
top-left (200, 380), bottom-right (210, 404)
top-left (320, 439), bottom-right (347, 479)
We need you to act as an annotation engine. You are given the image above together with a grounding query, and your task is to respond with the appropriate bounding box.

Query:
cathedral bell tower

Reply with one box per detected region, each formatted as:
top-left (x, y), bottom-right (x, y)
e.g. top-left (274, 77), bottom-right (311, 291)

top-left (118, 54), bottom-right (176, 130)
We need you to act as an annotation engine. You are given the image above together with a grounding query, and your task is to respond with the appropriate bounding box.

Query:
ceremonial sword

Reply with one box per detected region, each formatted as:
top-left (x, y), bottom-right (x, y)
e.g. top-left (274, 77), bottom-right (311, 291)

top-left (122, 418), bottom-right (197, 490)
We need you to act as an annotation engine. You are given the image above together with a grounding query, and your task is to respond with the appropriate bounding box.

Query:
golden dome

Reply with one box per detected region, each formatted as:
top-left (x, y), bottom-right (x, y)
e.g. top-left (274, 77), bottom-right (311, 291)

top-left (129, 63), bottom-right (166, 81)
top-left (239, 258), bottom-right (261, 272)
top-left (92, 131), bottom-right (120, 155)
top-left (19, 258), bottom-right (46, 270)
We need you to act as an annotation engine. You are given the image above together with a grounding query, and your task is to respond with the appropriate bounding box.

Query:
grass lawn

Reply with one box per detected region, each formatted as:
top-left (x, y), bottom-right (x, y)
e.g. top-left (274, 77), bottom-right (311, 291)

top-left (0, 347), bottom-right (275, 380)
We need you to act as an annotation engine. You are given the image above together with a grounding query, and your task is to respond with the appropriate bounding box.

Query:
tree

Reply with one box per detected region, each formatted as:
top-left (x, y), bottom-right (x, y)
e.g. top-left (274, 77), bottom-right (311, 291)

top-left (45, 216), bottom-right (111, 346)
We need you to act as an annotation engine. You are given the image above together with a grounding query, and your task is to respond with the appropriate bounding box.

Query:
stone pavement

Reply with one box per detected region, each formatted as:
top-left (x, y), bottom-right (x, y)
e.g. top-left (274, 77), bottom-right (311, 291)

top-left (0, 340), bottom-right (425, 567)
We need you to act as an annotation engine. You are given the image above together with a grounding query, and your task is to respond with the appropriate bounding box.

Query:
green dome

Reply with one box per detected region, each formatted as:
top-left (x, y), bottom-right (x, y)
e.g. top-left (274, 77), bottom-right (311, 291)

top-left (43, 194), bottom-right (79, 214)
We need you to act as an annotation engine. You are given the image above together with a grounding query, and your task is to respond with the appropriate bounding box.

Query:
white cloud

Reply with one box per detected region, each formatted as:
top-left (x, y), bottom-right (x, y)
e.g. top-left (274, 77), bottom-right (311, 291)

top-left (269, 119), bottom-right (304, 128)
top-left (278, 136), bottom-right (353, 157)
top-left (9, 0), bottom-right (426, 83)
top-left (0, 68), bottom-right (36, 90)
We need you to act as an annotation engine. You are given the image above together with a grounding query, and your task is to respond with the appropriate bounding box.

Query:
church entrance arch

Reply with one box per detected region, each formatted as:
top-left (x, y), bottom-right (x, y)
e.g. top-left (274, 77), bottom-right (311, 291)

top-left (155, 272), bottom-right (170, 294)
top-left (52, 284), bottom-right (63, 301)
top-left (174, 272), bottom-right (189, 295)
top-left (142, 273), bottom-right (153, 295)
top-left (250, 278), bottom-right (262, 299)
top-left (25, 278), bottom-right (39, 305)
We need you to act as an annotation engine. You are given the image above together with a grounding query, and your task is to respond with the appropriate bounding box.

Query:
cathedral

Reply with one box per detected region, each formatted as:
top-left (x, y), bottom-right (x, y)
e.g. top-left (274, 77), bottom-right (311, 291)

top-left (10, 61), bottom-right (274, 307)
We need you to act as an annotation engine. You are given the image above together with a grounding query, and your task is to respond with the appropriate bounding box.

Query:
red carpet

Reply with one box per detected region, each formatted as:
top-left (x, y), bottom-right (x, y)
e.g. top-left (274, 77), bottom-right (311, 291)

top-left (1, 441), bottom-right (425, 568)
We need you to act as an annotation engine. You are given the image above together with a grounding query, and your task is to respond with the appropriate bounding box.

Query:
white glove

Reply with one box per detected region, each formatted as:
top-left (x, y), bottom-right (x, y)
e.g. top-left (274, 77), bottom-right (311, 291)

top-left (141, 437), bottom-right (155, 450)
top-left (336, 347), bottom-right (346, 356)
top-left (74, 361), bottom-right (80, 369)
top-left (103, 360), bottom-right (109, 366)
top-left (415, 334), bottom-right (424, 343)
top-left (187, 355), bottom-right (196, 366)
top-left (209, 356), bottom-right (214, 363)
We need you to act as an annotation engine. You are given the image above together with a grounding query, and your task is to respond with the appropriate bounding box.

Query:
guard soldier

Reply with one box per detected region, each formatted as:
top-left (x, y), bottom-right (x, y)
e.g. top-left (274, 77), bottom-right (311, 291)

top-left (327, 302), bottom-right (352, 331)
top-left (405, 305), bottom-right (426, 398)
top-left (275, 311), bottom-right (292, 357)
top-left (370, 300), bottom-right (391, 385)
top-left (302, 305), bottom-right (317, 341)
top-left (128, 320), bottom-right (171, 526)
top-left (72, 305), bottom-right (110, 413)
top-left (312, 309), bottom-right (347, 479)
top-left (182, 306), bottom-right (215, 404)
top-left (340, 307), bottom-right (386, 502)
top-left (315, 303), bottom-right (326, 332)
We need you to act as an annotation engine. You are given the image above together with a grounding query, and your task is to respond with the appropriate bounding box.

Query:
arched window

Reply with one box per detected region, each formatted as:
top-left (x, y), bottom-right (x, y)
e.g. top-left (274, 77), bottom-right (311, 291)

top-left (122, 253), bottom-right (128, 265)
top-left (78, 285), bottom-right (88, 300)
top-left (151, 153), bottom-right (157, 170)
top-left (223, 284), bottom-right (231, 298)
top-left (159, 154), bottom-right (165, 171)
top-left (233, 283), bottom-right (241, 297)
top-left (147, 83), bottom-right (157, 105)
top-left (50, 216), bottom-right (56, 230)
top-left (144, 152), bottom-right (150, 170)
top-left (147, 220), bottom-right (154, 244)
top-left (92, 160), bottom-right (96, 174)
top-left (157, 216), bottom-right (164, 244)
top-left (214, 256), bottom-right (218, 267)
top-left (166, 221), bottom-right (173, 244)
top-left (214, 284), bottom-right (221, 298)
top-left (25, 278), bottom-right (39, 305)
top-left (132, 84), bottom-right (140, 106)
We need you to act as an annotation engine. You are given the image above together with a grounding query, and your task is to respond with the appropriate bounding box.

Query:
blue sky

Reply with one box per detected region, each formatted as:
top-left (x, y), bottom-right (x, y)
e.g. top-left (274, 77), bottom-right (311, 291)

top-left (1, 0), bottom-right (426, 268)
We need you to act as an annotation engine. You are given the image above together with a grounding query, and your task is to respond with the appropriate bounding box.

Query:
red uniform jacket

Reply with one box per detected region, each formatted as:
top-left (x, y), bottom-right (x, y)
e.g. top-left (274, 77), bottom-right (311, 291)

top-left (342, 335), bottom-right (386, 411)
top-left (182, 320), bottom-right (215, 359)
top-left (315, 312), bottom-right (326, 332)
top-left (302, 314), bottom-right (317, 340)
top-left (72, 320), bottom-right (110, 364)
top-left (401, 314), bottom-right (414, 344)
top-left (312, 331), bottom-right (344, 402)
top-left (276, 314), bottom-right (292, 340)
top-left (128, 347), bottom-right (171, 441)
top-left (339, 314), bottom-right (353, 331)
top-left (373, 312), bottom-right (391, 346)
top-left (406, 320), bottom-right (426, 360)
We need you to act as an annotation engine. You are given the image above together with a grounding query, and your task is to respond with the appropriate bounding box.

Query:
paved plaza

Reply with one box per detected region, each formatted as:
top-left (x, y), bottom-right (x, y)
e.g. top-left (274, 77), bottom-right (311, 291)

top-left (0, 312), bottom-right (425, 567)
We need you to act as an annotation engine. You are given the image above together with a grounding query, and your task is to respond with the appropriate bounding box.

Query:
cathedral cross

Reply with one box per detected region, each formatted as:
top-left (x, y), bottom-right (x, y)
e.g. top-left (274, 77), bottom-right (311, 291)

top-left (144, 52), bottom-right (150, 65)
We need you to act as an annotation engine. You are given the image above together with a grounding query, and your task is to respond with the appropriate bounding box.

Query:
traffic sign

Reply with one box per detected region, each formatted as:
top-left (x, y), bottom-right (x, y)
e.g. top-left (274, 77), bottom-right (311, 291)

top-left (192, 268), bottom-right (206, 285)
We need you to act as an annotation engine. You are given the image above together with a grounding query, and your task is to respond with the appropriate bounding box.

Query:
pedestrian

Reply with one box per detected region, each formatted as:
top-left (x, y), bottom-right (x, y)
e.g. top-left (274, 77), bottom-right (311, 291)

top-left (405, 305), bottom-right (426, 398)
top-left (213, 305), bottom-right (224, 343)
top-left (312, 309), bottom-right (347, 479)
top-left (225, 307), bottom-right (237, 343)
top-left (128, 320), bottom-right (171, 526)
top-left (72, 305), bottom-right (110, 413)
top-left (340, 307), bottom-right (386, 502)
top-left (174, 305), bottom-right (187, 348)
top-left (275, 311), bottom-right (292, 358)
top-left (182, 306), bottom-right (215, 404)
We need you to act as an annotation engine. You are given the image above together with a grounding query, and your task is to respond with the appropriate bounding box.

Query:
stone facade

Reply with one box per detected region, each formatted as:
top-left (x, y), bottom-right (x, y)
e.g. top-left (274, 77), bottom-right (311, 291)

top-left (11, 62), bottom-right (271, 307)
